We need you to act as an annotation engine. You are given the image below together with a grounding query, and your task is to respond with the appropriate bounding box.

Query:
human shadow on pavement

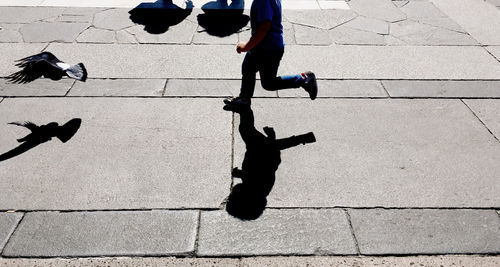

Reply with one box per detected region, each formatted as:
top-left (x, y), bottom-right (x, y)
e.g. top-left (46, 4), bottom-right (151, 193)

top-left (129, 0), bottom-right (194, 34)
top-left (224, 105), bottom-right (316, 220)
top-left (197, 0), bottom-right (250, 37)
top-left (0, 118), bottom-right (82, 162)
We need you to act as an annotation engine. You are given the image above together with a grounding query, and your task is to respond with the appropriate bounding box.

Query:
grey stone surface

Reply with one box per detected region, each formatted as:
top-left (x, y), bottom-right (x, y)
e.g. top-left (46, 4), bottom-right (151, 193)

top-left (76, 28), bottom-right (115, 43)
top-left (197, 209), bottom-right (357, 256)
top-left (241, 256), bottom-right (500, 267)
top-left (330, 26), bottom-right (386, 45)
top-left (383, 80), bottom-right (500, 98)
top-left (399, 1), bottom-right (447, 18)
top-left (164, 79), bottom-right (276, 97)
top-left (0, 78), bottom-right (73, 96)
top-left (348, 0), bottom-right (407, 22)
top-left (349, 209), bottom-right (500, 254)
top-left (0, 7), bottom-right (64, 23)
top-left (232, 99), bottom-right (500, 207)
top-left (192, 31), bottom-right (238, 45)
top-left (44, 43), bottom-right (500, 79)
top-left (1, 256), bottom-right (500, 266)
top-left (431, 0), bottom-right (500, 45)
top-left (284, 10), bottom-right (358, 30)
top-left (294, 24), bottom-right (332, 45)
top-left (0, 28), bottom-right (23, 42)
top-left (93, 8), bottom-right (135, 31)
top-left (20, 21), bottom-right (89, 42)
top-left (488, 46), bottom-right (500, 62)
top-left (126, 21), bottom-right (197, 44)
top-left (417, 17), bottom-right (466, 33)
top-left (3, 211), bottom-right (198, 257)
top-left (0, 212), bottom-right (22, 252)
top-left (116, 29), bottom-right (137, 44)
top-left (278, 80), bottom-right (388, 98)
top-left (343, 16), bottom-right (389, 35)
top-left (390, 20), bottom-right (478, 45)
top-left (0, 98), bottom-right (231, 210)
top-left (68, 79), bottom-right (165, 96)
top-left (464, 99), bottom-right (500, 140)
top-left (0, 43), bottom-right (46, 76)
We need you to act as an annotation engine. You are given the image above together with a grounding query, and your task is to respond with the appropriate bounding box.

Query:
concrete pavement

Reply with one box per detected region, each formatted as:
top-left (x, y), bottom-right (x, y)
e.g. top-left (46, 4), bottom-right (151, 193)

top-left (0, 0), bottom-right (499, 265)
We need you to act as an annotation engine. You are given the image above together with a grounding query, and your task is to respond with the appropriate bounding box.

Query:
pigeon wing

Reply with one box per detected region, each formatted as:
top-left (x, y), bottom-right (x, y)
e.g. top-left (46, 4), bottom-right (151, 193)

top-left (15, 52), bottom-right (60, 68)
top-left (7, 60), bottom-right (57, 84)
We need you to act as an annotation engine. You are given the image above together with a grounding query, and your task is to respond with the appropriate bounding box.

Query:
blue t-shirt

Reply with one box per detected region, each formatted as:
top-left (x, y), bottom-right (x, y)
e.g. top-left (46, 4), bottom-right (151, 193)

top-left (250, 0), bottom-right (285, 51)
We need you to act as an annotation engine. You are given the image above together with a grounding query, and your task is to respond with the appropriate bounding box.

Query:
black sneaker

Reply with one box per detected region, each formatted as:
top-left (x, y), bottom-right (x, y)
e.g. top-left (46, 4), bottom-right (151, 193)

top-left (224, 96), bottom-right (250, 106)
top-left (302, 71), bottom-right (317, 100)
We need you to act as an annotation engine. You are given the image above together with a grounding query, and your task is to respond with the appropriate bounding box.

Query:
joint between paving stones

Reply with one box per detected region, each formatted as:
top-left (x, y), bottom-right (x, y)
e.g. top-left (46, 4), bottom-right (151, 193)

top-left (161, 79), bottom-right (169, 97)
top-left (344, 209), bottom-right (361, 255)
top-left (461, 99), bottom-right (500, 143)
top-left (64, 80), bottom-right (76, 96)
top-left (193, 210), bottom-right (202, 257)
top-left (0, 213), bottom-right (25, 256)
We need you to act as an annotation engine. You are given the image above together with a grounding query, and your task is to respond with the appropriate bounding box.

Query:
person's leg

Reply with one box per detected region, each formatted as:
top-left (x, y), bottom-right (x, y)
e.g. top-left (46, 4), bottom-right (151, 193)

top-left (258, 48), bottom-right (304, 91)
top-left (239, 50), bottom-right (258, 99)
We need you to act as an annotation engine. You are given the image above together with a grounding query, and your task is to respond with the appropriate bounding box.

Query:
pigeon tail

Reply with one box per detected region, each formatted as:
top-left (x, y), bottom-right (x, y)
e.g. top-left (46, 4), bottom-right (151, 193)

top-left (66, 63), bottom-right (87, 82)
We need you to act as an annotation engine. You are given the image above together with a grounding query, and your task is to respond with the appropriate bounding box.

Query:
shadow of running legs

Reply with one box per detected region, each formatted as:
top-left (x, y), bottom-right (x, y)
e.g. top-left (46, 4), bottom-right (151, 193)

top-left (224, 105), bottom-right (315, 220)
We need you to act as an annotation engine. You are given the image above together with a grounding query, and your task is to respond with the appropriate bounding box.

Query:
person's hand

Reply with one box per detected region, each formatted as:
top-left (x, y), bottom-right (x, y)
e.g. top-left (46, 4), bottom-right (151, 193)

top-left (236, 42), bottom-right (247, 54)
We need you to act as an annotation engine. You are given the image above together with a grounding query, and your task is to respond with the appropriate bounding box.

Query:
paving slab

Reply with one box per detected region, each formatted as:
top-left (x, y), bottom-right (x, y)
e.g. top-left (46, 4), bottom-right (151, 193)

top-left (3, 211), bottom-right (198, 257)
top-left (0, 98), bottom-right (231, 210)
top-left (0, 78), bottom-right (73, 96)
top-left (43, 43), bottom-right (500, 79)
top-left (417, 17), bottom-right (466, 33)
top-left (116, 29), bottom-right (137, 44)
top-left (431, 0), bottom-right (500, 45)
top-left (463, 99), bottom-right (500, 140)
top-left (164, 79), bottom-right (276, 97)
top-left (347, 0), bottom-right (407, 22)
top-left (20, 21), bottom-right (89, 42)
top-left (283, 10), bottom-right (358, 30)
top-left (0, 256), bottom-right (500, 266)
top-left (76, 28), bottom-right (115, 43)
top-left (0, 7), bottom-right (64, 23)
top-left (93, 8), bottom-right (135, 31)
top-left (390, 20), bottom-right (478, 45)
top-left (329, 26), bottom-right (386, 45)
top-left (278, 80), bottom-right (388, 98)
top-left (382, 80), bottom-right (500, 98)
top-left (343, 16), bottom-right (389, 35)
top-left (0, 43), bottom-right (46, 77)
top-left (233, 99), bottom-right (500, 208)
top-left (197, 209), bottom-right (357, 256)
top-left (399, 1), bottom-right (447, 19)
top-left (349, 209), bottom-right (500, 254)
top-left (0, 212), bottom-right (23, 252)
top-left (127, 20), bottom-right (198, 44)
top-left (488, 46), bottom-right (500, 62)
top-left (294, 24), bottom-right (332, 45)
top-left (68, 78), bottom-right (166, 96)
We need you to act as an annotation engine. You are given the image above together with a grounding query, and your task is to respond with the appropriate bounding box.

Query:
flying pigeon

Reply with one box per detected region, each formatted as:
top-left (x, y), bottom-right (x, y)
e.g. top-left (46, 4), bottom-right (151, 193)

top-left (7, 52), bottom-right (87, 84)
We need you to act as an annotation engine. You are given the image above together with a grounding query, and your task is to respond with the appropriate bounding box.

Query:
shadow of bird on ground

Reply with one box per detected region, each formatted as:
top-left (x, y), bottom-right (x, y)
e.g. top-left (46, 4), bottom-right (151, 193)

top-left (129, 0), bottom-right (194, 34)
top-left (223, 105), bottom-right (316, 220)
top-left (7, 52), bottom-right (87, 84)
top-left (197, 0), bottom-right (250, 37)
top-left (0, 118), bottom-right (82, 162)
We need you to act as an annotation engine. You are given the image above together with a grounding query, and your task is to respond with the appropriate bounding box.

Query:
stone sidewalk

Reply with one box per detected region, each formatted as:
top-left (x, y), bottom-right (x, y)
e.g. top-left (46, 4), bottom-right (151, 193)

top-left (0, 0), bottom-right (499, 264)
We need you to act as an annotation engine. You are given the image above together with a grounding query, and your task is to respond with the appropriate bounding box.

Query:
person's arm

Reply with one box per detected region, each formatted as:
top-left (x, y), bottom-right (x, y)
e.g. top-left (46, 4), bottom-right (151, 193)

top-left (236, 20), bottom-right (271, 53)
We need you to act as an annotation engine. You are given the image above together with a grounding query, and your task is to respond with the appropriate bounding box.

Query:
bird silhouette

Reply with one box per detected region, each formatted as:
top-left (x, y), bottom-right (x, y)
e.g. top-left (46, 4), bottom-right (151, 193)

top-left (0, 119), bottom-right (82, 162)
top-left (7, 52), bottom-right (87, 84)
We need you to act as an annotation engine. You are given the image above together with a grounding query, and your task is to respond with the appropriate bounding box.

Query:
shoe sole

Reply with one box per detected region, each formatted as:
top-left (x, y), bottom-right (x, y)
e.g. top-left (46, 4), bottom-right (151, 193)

top-left (306, 72), bottom-right (318, 100)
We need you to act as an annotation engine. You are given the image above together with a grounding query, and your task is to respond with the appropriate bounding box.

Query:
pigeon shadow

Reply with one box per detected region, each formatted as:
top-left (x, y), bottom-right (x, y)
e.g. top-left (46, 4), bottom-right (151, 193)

top-left (197, 0), bottom-right (250, 37)
top-left (0, 118), bottom-right (82, 162)
top-left (225, 106), bottom-right (316, 220)
top-left (129, 0), bottom-right (194, 34)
